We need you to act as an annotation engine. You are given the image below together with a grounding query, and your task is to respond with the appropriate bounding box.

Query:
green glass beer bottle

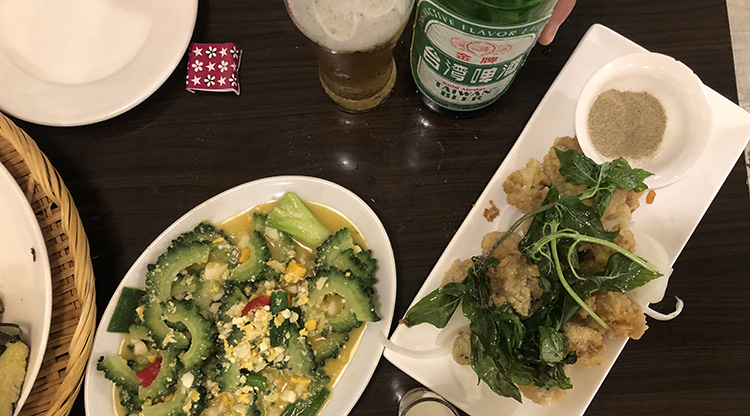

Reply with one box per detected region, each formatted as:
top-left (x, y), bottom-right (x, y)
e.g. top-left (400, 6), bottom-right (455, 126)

top-left (410, 0), bottom-right (558, 116)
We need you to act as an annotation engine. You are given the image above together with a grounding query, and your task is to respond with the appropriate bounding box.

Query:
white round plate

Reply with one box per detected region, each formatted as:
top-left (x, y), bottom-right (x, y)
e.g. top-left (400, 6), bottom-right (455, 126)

top-left (84, 176), bottom-right (397, 416)
top-left (0, 164), bottom-right (52, 416)
top-left (0, 0), bottom-right (198, 126)
top-left (575, 52), bottom-right (713, 188)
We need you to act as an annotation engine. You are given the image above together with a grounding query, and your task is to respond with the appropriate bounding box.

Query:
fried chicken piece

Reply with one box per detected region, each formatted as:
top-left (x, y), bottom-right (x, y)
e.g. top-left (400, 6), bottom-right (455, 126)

top-left (603, 188), bottom-right (644, 230)
top-left (578, 227), bottom-right (636, 272)
top-left (563, 323), bottom-right (606, 367)
top-left (541, 136), bottom-right (588, 197)
top-left (452, 331), bottom-right (471, 366)
top-left (487, 253), bottom-right (542, 318)
top-left (504, 136), bottom-right (590, 213)
top-left (480, 231), bottom-right (542, 317)
top-left (519, 384), bottom-right (566, 405)
top-left (441, 258), bottom-right (473, 286)
top-left (578, 291), bottom-right (648, 340)
top-left (503, 158), bottom-right (549, 212)
top-left (481, 231), bottom-right (522, 258)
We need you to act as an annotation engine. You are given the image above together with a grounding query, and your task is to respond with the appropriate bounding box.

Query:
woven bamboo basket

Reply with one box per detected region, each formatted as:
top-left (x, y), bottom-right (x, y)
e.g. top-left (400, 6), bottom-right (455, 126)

top-left (0, 112), bottom-right (96, 416)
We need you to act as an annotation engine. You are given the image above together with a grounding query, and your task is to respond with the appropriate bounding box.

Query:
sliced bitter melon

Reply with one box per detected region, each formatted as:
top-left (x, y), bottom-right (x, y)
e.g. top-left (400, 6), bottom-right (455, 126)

top-left (310, 331), bottom-right (349, 364)
top-left (316, 228), bottom-right (377, 286)
top-left (287, 327), bottom-right (316, 376)
top-left (327, 306), bottom-right (362, 334)
top-left (146, 241), bottom-right (212, 302)
top-left (173, 221), bottom-right (240, 267)
top-left (217, 284), bottom-right (248, 322)
top-left (162, 301), bottom-right (217, 371)
top-left (140, 380), bottom-right (206, 416)
top-left (228, 231), bottom-right (271, 283)
top-left (142, 301), bottom-right (189, 350)
top-left (96, 355), bottom-right (141, 392)
top-left (138, 349), bottom-right (180, 401)
top-left (308, 269), bottom-right (380, 323)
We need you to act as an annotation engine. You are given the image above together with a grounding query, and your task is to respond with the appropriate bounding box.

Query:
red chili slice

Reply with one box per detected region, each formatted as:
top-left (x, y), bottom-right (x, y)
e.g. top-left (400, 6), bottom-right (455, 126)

top-left (242, 295), bottom-right (272, 316)
top-left (136, 357), bottom-right (162, 388)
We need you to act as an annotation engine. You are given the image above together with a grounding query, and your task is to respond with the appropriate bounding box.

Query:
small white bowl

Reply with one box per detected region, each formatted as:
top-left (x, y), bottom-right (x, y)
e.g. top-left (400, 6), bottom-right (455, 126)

top-left (575, 52), bottom-right (713, 188)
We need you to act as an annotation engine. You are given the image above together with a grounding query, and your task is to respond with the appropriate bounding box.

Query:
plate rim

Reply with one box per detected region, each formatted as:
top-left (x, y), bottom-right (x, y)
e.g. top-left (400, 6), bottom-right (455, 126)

top-left (0, 162), bottom-right (52, 416)
top-left (83, 175), bottom-right (396, 416)
top-left (0, 0), bottom-right (199, 127)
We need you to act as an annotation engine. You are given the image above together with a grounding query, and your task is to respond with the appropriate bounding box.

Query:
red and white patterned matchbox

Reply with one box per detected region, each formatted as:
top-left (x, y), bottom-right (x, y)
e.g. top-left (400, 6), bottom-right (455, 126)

top-left (186, 42), bottom-right (241, 95)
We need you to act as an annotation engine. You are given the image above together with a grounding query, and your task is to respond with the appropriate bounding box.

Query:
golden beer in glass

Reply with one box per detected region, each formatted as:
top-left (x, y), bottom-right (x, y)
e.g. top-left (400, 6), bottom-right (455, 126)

top-left (284, 0), bottom-right (414, 112)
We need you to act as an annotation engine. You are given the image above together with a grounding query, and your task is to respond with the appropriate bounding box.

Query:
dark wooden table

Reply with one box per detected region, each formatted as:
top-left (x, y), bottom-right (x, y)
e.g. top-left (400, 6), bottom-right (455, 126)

top-left (11, 0), bottom-right (748, 415)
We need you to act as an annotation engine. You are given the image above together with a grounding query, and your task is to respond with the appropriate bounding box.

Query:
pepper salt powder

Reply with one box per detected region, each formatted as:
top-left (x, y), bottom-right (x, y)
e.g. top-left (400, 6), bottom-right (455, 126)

top-left (587, 89), bottom-right (667, 160)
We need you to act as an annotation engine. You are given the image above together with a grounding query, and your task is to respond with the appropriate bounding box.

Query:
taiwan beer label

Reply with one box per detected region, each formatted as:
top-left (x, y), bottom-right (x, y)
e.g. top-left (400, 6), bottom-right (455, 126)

top-left (411, 0), bottom-right (551, 111)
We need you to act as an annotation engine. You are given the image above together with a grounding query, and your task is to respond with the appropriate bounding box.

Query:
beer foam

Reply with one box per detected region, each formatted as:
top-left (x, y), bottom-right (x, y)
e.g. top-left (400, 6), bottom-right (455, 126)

top-left (286, 0), bottom-right (413, 53)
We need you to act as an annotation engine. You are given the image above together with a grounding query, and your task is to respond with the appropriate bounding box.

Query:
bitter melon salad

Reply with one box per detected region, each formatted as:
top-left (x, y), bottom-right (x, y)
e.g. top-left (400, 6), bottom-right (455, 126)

top-left (96, 192), bottom-right (380, 416)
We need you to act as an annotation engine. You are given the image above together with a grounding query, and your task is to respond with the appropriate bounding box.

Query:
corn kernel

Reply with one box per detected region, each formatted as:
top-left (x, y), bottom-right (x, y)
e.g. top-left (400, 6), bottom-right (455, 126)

top-left (212, 236), bottom-right (226, 244)
top-left (290, 375), bottom-right (311, 386)
top-left (147, 354), bottom-right (158, 363)
top-left (238, 393), bottom-right (251, 404)
top-left (190, 390), bottom-right (201, 402)
top-left (304, 319), bottom-right (317, 332)
top-left (240, 248), bottom-right (252, 263)
top-left (283, 261), bottom-right (307, 283)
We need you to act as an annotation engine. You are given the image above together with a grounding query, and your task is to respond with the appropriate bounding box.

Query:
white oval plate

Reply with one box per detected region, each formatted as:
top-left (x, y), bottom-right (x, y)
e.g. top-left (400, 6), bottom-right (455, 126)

top-left (575, 52), bottom-right (713, 189)
top-left (0, 164), bottom-right (52, 416)
top-left (84, 176), bottom-right (396, 416)
top-left (0, 0), bottom-right (198, 126)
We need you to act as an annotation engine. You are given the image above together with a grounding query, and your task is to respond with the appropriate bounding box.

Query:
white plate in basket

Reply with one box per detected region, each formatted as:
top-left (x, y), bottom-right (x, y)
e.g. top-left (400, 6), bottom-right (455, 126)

top-left (0, 163), bottom-right (52, 416)
top-left (0, 0), bottom-right (198, 126)
top-left (84, 176), bottom-right (396, 416)
top-left (385, 24), bottom-right (750, 416)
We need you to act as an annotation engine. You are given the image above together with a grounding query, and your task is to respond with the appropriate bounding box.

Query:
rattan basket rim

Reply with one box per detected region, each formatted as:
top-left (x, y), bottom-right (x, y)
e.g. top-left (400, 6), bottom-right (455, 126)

top-left (0, 112), bottom-right (96, 416)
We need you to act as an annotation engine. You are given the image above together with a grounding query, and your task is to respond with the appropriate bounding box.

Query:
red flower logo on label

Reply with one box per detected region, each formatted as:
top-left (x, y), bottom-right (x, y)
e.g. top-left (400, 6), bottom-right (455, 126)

top-left (450, 37), bottom-right (467, 51)
top-left (466, 41), bottom-right (496, 56)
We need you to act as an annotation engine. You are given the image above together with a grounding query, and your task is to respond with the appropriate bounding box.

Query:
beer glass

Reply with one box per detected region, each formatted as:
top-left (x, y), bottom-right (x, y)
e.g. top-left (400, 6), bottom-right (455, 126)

top-left (284, 0), bottom-right (415, 112)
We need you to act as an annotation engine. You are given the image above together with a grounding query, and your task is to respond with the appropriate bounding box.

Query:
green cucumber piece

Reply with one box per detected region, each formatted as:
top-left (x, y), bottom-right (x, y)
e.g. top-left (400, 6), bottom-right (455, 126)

top-left (280, 387), bottom-right (331, 416)
top-left (255, 213), bottom-right (297, 264)
top-left (266, 192), bottom-right (331, 247)
top-left (107, 287), bottom-right (147, 333)
top-left (269, 291), bottom-right (292, 348)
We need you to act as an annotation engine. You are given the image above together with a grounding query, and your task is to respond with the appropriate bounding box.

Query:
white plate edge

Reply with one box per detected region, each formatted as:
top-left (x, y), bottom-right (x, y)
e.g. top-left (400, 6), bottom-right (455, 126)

top-left (0, 162), bottom-right (53, 416)
top-left (83, 175), bottom-right (397, 416)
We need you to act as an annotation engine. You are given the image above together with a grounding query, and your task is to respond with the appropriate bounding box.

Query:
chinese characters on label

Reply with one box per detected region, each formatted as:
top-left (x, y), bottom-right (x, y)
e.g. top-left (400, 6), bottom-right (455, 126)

top-left (410, 0), bottom-right (550, 111)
